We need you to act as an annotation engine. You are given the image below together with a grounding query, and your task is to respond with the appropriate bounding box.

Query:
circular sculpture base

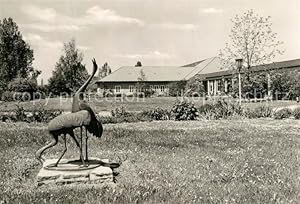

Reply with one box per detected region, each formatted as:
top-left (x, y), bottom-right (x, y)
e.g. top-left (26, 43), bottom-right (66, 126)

top-left (37, 158), bottom-right (118, 185)
top-left (44, 159), bottom-right (102, 171)
top-left (43, 158), bottom-right (121, 171)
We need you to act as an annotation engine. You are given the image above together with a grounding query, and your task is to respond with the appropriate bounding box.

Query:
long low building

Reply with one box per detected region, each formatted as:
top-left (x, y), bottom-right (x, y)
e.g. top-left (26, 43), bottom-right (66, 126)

top-left (96, 57), bottom-right (300, 96)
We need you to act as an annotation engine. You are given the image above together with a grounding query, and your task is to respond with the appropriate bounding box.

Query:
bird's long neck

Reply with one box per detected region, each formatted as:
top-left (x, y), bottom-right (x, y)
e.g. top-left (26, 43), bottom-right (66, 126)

top-left (72, 63), bottom-right (97, 113)
top-left (75, 66), bottom-right (97, 95)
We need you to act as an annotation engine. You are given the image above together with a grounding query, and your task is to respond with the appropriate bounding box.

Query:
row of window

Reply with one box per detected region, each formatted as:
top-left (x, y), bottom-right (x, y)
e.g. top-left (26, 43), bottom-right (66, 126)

top-left (115, 85), bottom-right (168, 93)
top-left (208, 79), bottom-right (231, 93)
top-left (150, 85), bottom-right (167, 92)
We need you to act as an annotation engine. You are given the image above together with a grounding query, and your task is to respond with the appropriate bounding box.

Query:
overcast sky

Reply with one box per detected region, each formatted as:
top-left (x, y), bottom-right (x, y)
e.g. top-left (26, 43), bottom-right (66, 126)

top-left (0, 0), bottom-right (299, 82)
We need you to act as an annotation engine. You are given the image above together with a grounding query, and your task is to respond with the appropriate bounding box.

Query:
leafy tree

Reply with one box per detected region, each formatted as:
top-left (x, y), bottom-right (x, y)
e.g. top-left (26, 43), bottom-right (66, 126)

top-left (86, 76), bottom-right (99, 92)
top-left (48, 68), bottom-right (70, 95)
top-left (0, 17), bottom-right (35, 90)
top-left (135, 61), bottom-right (142, 67)
top-left (185, 76), bottom-right (205, 96)
top-left (30, 69), bottom-right (42, 84)
top-left (271, 70), bottom-right (300, 100)
top-left (98, 62), bottom-right (111, 78)
top-left (8, 77), bottom-right (37, 95)
top-left (48, 39), bottom-right (88, 95)
top-left (3, 68), bottom-right (42, 101)
top-left (136, 70), bottom-right (147, 93)
top-left (168, 81), bottom-right (187, 97)
top-left (231, 72), bottom-right (268, 98)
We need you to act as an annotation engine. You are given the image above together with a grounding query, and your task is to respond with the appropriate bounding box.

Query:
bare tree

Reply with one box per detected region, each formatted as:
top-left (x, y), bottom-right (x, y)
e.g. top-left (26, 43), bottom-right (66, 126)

top-left (220, 10), bottom-right (284, 75)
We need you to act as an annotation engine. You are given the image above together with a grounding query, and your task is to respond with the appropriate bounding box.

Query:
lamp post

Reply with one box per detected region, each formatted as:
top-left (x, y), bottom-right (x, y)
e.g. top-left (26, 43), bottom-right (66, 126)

top-left (236, 58), bottom-right (243, 105)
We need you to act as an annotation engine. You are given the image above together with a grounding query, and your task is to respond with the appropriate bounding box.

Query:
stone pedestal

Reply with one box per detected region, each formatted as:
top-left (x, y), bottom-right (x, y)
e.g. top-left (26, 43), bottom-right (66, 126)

top-left (37, 158), bottom-right (113, 185)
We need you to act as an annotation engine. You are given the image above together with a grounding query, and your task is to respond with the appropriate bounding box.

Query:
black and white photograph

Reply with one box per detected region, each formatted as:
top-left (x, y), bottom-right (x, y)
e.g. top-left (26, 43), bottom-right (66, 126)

top-left (0, 0), bottom-right (299, 203)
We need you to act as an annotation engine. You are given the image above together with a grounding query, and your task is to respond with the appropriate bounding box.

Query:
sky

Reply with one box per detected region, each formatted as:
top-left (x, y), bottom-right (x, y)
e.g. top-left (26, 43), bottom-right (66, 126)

top-left (0, 0), bottom-right (299, 83)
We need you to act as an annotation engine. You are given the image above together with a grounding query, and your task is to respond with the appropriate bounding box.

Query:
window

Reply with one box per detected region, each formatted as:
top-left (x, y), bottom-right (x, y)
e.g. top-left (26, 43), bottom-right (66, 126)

top-left (150, 85), bottom-right (153, 90)
top-left (115, 86), bottom-right (121, 93)
top-left (217, 80), bottom-right (221, 91)
top-left (160, 85), bottom-right (165, 92)
top-left (136, 86), bottom-right (141, 92)
top-left (217, 80), bottom-right (223, 92)
top-left (210, 82), bottom-right (214, 94)
top-left (129, 85), bottom-right (134, 92)
top-left (154, 85), bottom-right (159, 91)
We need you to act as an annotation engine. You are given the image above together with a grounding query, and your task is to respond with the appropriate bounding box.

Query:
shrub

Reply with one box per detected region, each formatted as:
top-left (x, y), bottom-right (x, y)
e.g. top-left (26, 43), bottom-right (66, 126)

top-left (274, 108), bottom-right (292, 119)
top-left (8, 77), bottom-right (37, 93)
top-left (108, 106), bottom-right (152, 123)
top-left (111, 106), bottom-right (132, 118)
top-left (168, 81), bottom-right (187, 97)
top-left (215, 99), bottom-right (243, 118)
top-left (197, 103), bottom-right (216, 119)
top-left (15, 105), bottom-right (30, 122)
top-left (0, 105), bottom-right (62, 123)
top-left (292, 107), bottom-right (300, 119)
top-left (103, 90), bottom-right (114, 97)
top-left (114, 93), bottom-right (123, 97)
top-left (98, 116), bottom-right (123, 124)
top-left (198, 99), bottom-right (243, 119)
top-left (1, 91), bottom-right (34, 102)
top-left (198, 103), bottom-right (214, 113)
top-left (1, 113), bottom-right (9, 122)
top-left (144, 89), bottom-right (155, 97)
top-left (1, 91), bottom-right (14, 101)
top-left (8, 77), bottom-right (38, 101)
top-left (32, 91), bottom-right (46, 100)
top-left (30, 107), bottom-right (62, 122)
top-left (142, 108), bottom-right (170, 120)
top-left (171, 99), bottom-right (198, 120)
top-left (244, 105), bottom-right (273, 118)
top-left (135, 92), bottom-right (145, 98)
top-left (125, 92), bottom-right (134, 97)
top-left (99, 111), bottom-right (151, 124)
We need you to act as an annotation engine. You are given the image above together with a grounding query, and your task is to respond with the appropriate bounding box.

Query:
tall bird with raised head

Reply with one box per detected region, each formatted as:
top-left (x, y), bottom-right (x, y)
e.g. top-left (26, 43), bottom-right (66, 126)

top-left (72, 58), bottom-right (103, 161)
top-left (36, 59), bottom-right (103, 166)
top-left (72, 59), bottom-right (98, 113)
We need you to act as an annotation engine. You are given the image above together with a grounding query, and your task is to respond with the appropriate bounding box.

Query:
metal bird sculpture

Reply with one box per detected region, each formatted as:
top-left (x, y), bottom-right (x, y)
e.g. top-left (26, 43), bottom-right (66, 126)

top-left (36, 59), bottom-right (103, 166)
top-left (72, 58), bottom-right (102, 162)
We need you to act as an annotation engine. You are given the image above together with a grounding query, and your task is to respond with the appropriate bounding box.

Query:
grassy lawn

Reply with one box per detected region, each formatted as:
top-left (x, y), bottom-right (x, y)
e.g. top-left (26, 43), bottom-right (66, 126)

top-left (0, 96), bottom-right (298, 112)
top-left (242, 100), bottom-right (300, 110)
top-left (0, 97), bottom-right (198, 112)
top-left (0, 119), bottom-right (299, 203)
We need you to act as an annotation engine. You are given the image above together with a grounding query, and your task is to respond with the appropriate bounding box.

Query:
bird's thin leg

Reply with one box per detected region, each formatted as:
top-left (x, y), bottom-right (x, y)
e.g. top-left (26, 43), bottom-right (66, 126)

top-left (69, 130), bottom-right (86, 167)
top-left (55, 134), bottom-right (67, 167)
top-left (85, 127), bottom-right (88, 162)
top-left (35, 132), bottom-right (58, 165)
top-left (80, 126), bottom-right (83, 161)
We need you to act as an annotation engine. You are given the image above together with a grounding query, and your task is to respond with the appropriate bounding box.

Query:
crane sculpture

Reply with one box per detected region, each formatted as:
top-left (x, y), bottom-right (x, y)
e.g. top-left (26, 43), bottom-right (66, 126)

top-left (36, 59), bottom-right (103, 167)
top-left (71, 58), bottom-right (102, 162)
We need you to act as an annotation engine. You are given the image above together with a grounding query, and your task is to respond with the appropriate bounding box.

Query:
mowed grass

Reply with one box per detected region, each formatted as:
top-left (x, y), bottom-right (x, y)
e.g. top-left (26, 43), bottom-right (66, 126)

top-left (0, 97), bottom-right (298, 112)
top-left (0, 119), bottom-right (299, 203)
top-left (0, 97), bottom-right (198, 112)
